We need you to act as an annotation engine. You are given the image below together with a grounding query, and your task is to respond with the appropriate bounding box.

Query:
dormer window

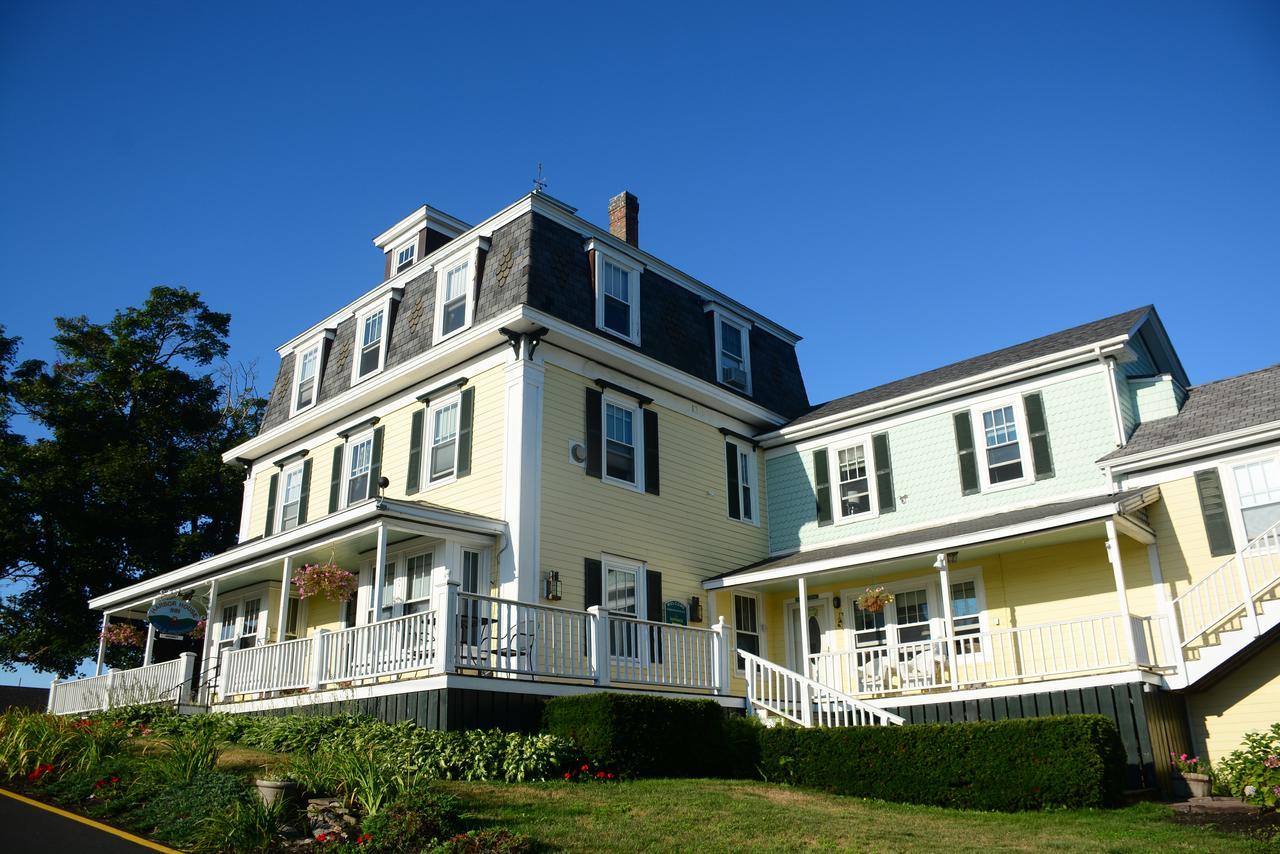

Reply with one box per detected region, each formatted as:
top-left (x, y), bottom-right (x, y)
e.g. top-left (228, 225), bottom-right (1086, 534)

top-left (433, 241), bottom-right (486, 343)
top-left (359, 309), bottom-right (384, 377)
top-left (289, 333), bottom-right (330, 416)
top-left (395, 239), bottom-right (417, 273)
top-left (439, 260), bottom-right (470, 338)
top-left (709, 306), bottom-right (752, 394)
top-left (588, 241), bottom-right (642, 345)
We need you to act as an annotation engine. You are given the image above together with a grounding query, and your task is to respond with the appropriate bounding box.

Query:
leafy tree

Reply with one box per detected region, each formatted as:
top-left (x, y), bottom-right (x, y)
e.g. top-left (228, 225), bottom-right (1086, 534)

top-left (0, 288), bottom-right (263, 675)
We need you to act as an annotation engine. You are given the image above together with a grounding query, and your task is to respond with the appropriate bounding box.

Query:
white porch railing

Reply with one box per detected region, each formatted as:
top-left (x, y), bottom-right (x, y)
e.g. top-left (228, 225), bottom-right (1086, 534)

top-left (808, 613), bottom-right (1138, 698)
top-left (1171, 518), bottom-right (1280, 649)
top-left (315, 610), bottom-right (439, 686)
top-left (48, 654), bottom-right (196, 715)
top-left (222, 636), bottom-right (312, 695)
top-left (605, 613), bottom-right (721, 691)
top-left (740, 650), bottom-right (903, 726)
top-left (455, 593), bottom-right (594, 680)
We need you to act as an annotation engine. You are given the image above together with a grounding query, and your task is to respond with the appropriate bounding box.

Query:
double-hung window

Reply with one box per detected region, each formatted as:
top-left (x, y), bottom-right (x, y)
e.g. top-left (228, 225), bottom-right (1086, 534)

top-left (832, 440), bottom-right (875, 521)
top-left (279, 463), bottom-right (304, 532)
top-left (395, 240), bottom-right (416, 273)
top-left (438, 259), bottom-right (471, 338)
top-left (604, 558), bottom-right (642, 658)
top-left (591, 243), bottom-right (642, 344)
top-left (738, 447), bottom-right (754, 522)
top-left (718, 318), bottom-right (751, 392)
top-left (404, 552), bottom-right (433, 615)
top-left (293, 344), bottom-right (320, 413)
top-left (345, 432), bottom-right (374, 506)
top-left (601, 261), bottom-right (632, 338)
top-left (356, 307), bottom-right (386, 381)
top-left (980, 404), bottom-right (1023, 485)
top-left (726, 439), bottom-right (757, 523)
top-left (950, 579), bottom-right (983, 653)
top-left (604, 400), bottom-right (638, 486)
top-left (850, 603), bottom-right (887, 648)
top-left (733, 593), bottom-right (761, 666)
top-left (1232, 457), bottom-right (1280, 541)
top-left (429, 399), bottom-right (460, 483)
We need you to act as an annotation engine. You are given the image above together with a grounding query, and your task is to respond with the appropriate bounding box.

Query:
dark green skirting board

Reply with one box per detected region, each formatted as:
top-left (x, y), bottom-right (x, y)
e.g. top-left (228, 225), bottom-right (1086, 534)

top-left (243, 686), bottom-right (550, 732)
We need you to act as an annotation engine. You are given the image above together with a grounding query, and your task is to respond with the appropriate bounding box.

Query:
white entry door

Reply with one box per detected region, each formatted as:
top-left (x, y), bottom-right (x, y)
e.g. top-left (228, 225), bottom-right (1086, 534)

top-left (786, 598), bottom-right (832, 674)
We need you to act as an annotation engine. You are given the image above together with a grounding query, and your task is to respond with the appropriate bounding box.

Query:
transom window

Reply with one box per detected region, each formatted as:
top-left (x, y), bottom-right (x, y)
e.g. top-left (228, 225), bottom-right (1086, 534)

top-left (733, 594), bottom-right (760, 665)
top-left (1233, 458), bottom-right (1280, 540)
top-left (294, 345), bottom-right (319, 412)
top-left (440, 260), bottom-right (470, 337)
top-left (429, 400), bottom-right (460, 482)
top-left (719, 318), bottom-right (750, 391)
top-left (604, 401), bottom-right (637, 485)
top-left (357, 308), bottom-right (385, 379)
top-left (279, 464), bottom-right (304, 532)
top-left (345, 434), bottom-right (374, 506)
top-left (396, 241), bottom-right (416, 272)
top-left (836, 444), bottom-right (871, 518)
top-left (981, 405), bottom-right (1023, 484)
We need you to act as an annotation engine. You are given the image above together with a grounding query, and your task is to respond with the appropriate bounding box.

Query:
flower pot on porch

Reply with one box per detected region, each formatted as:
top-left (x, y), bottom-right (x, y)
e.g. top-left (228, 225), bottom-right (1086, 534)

top-left (255, 779), bottom-right (301, 809)
top-left (1179, 772), bottom-right (1211, 799)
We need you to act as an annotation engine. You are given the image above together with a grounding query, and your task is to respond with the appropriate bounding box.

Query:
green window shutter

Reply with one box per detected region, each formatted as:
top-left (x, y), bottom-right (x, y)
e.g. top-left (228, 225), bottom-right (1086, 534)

top-left (643, 408), bottom-right (659, 495)
top-left (456, 387), bottom-right (475, 478)
top-left (264, 472), bottom-right (279, 537)
top-left (367, 426), bottom-right (385, 500)
top-left (405, 409), bottom-right (424, 495)
top-left (296, 459), bottom-right (312, 525)
top-left (953, 411), bottom-right (980, 496)
top-left (584, 388), bottom-right (603, 479)
top-left (872, 432), bottom-right (895, 514)
top-left (813, 448), bottom-right (833, 527)
top-left (725, 442), bottom-right (741, 520)
top-left (1194, 469), bottom-right (1236, 557)
top-left (1023, 392), bottom-right (1055, 480)
top-left (328, 446), bottom-right (344, 513)
top-left (584, 558), bottom-right (602, 609)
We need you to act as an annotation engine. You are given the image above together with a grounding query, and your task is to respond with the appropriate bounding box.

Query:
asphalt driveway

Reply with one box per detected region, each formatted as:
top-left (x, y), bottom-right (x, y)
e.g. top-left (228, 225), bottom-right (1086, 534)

top-left (0, 789), bottom-right (173, 852)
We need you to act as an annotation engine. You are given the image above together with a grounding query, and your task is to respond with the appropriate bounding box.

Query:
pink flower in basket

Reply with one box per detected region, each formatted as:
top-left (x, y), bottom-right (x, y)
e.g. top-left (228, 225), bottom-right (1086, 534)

top-left (292, 562), bottom-right (358, 602)
top-left (100, 623), bottom-right (145, 648)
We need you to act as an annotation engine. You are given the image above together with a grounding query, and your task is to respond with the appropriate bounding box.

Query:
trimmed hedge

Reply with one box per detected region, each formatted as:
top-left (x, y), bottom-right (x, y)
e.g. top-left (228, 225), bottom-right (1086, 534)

top-left (759, 715), bottom-right (1126, 811)
top-left (542, 693), bottom-right (734, 778)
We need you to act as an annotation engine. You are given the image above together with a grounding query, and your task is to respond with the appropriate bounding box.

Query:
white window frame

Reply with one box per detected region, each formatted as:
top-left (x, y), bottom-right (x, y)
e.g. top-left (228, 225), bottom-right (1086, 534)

top-left (839, 567), bottom-right (989, 659)
top-left (601, 554), bottom-right (647, 661)
top-left (713, 311), bottom-right (752, 394)
top-left (601, 393), bottom-right (644, 493)
top-left (727, 438), bottom-right (759, 526)
top-left (342, 429), bottom-right (375, 508)
top-left (732, 591), bottom-right (762, 672)
top-left (828, 435), bottom-right (879, 524)
top-left (1221, 448), bottom-right (1280, 548)
top-left (433, 246), bottom-right (479, 342)
top-left (946, 568), bottom-right (991, 661)
top-left (351, 294), bottom-right (395, 385)
top-left (590, 241), bottom-right (642, 345)
top-left (213, 590), bottom-right (270, 651)
top-left (969, 395), bottom-right (1034, 493)
top-left (394, 237), bottom-right (417, 273)
top-left (289, 334), bottom-right (328, 416)
top-left (276, 461), bottom-right (306, 533)
top-left (423, 392), bottom-right (462, 488)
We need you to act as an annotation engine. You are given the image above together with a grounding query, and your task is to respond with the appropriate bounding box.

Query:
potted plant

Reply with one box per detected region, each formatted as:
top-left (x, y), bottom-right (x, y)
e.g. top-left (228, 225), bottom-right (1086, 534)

top-left (101, 623), bottom-right (145, 648)
top-left (292, 561), bottom-right (358, 602)
top-left (255, 766), bottom-right (302, 808)
top-left (857, 586), bottom-right (894, 614)
top-left (1171, 751), bottom-right (1211, 798)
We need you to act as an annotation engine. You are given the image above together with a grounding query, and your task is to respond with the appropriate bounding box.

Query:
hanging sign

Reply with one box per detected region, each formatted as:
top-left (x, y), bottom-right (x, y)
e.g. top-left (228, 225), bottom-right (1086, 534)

top-left (664, 600), bottom-right (688, 626)
top-left (147, 596), bottom-right (204, 635)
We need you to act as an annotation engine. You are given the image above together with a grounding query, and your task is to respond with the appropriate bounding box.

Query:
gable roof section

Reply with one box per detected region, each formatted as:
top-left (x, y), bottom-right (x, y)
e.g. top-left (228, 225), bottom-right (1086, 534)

top-left (783, 305), bottom-right (1155, 431)
top-left (1101, 363), bottom-right (1280, 463)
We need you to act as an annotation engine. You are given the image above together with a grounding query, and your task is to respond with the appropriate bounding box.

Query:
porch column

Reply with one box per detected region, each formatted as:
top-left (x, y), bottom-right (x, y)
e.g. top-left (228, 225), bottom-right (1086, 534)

top-left (371, 522), bottom-right (388, 621)
top-left (796, 576), bottom-right (810, 678)
top-left (95, 614), bottom-right (109, 676)
top-left (1104, 518), bottom-right (1138, 665)
top-left (275, 556), bottom-right (293, 643)
top-left (934, 553), bottom-right (958, 689)
top-left (1147, 543), bottom-right (1184, 676)
top-left (499, 334), bottom-right (545, 602)
top-left (143, 598), bottom-right (157, 666)
top-left (200, 577), bottom-right (219, 702)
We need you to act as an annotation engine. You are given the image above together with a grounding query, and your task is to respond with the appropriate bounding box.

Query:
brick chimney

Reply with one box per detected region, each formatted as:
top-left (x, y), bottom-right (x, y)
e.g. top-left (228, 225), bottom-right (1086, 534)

top-left (608, 191), bottom-right (639, 247)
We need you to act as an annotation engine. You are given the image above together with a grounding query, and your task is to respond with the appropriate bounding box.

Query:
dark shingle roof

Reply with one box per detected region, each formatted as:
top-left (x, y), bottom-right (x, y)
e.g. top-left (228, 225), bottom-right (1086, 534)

top-left (710, 494), bottom-right (1120, 582)
top-left (1101, 363), bottom-right (1280, 462)
top-left (784, 306), bottom-right (1153, 430)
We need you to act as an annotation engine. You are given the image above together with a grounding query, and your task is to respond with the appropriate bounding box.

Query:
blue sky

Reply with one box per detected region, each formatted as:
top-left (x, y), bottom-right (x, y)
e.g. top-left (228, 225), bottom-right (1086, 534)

top-left (1, 1), bottom-right (1277, 684)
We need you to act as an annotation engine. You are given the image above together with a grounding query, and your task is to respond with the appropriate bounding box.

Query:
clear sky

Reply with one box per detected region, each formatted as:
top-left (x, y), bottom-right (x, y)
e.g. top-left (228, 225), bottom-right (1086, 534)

top-left (1, 2), bottom-right (1278, 684)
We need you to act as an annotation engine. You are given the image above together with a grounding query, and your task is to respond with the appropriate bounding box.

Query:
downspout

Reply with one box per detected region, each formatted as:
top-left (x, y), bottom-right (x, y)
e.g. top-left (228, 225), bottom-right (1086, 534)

top-left (1097, 347), bottom-right (1127, 448)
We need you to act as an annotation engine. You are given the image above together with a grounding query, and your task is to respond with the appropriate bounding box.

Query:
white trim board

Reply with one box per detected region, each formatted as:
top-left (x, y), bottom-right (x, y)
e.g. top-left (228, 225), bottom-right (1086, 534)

top-left (864, 668), bottom-right (1163, 710)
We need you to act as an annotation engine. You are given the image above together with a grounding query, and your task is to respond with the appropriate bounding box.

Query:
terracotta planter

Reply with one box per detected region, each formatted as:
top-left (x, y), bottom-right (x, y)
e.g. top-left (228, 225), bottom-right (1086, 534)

top-left (1181, 772), bottom-right (1211, 798)
top-left (255, 779), bottom-right (301, 808)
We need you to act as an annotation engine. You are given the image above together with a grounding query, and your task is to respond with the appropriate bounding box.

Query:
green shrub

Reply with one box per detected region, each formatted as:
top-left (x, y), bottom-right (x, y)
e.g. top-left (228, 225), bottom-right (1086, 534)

top-left (542, 693), bottom-right (729, 778)
top-left (154, 717), bottom-right (224, 784)
top-left (721, 713), bottom-right (764, 779)
top-left (758, 715), bottom-right (1126, 811)
top-left (433, 828), bottom-right (536, 853)
top-left (191, 794), bottom-right (294, 854)
top-left (1215, 721), bottom-right (1280, 809)
top-left (131, 768), bottom-right (254, 848)
top-left (361, 788), bottom-right (461, 852)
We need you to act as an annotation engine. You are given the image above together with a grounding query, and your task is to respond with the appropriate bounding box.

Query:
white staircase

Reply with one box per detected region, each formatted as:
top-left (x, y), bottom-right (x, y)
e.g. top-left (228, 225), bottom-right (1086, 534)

top-left (1171, 518), bottom-right (1280, 687)
top-left (739, 651), bottom-right (903, 727)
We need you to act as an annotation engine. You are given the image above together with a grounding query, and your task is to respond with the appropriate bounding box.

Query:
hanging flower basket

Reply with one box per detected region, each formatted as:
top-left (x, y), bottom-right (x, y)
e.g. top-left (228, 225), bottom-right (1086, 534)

top-left (101, 623), bottom-right (145, 648)
top-left (191, 618), bottom-right (206, 641)
top-left (857, 586), bottom-right (894, 613)
top-left (292, 562), bottom-right (358, 602)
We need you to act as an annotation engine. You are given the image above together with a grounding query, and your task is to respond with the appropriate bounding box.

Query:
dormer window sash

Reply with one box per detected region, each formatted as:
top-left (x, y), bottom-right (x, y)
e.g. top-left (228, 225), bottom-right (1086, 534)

top-left (587, 239), bottom-right (642, 345)
top-left (433, 239), bottom-right (488, 343)
top-left (395, 238), bottom-right (417, 273)
top-left (289, 332), bottom-right (331, 416)
top-left (351, 292), bottom-right (398, 385)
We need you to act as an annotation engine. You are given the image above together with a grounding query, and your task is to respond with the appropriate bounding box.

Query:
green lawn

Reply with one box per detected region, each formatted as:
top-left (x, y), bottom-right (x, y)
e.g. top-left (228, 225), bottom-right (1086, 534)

top-left (438, 779), bottom-right (1266, 853)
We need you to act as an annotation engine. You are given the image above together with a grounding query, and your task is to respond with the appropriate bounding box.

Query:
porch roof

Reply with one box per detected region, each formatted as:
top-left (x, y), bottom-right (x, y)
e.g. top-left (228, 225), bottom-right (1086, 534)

top-left (88, 498), bottom-right (505, 612)
top-left (705, 491), bottom-right (1155, 589)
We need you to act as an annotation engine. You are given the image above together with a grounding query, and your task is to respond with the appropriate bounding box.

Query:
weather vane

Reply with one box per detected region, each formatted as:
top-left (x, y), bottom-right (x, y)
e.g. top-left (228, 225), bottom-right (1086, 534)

top-left (533, 163), bottom-right (548, 193)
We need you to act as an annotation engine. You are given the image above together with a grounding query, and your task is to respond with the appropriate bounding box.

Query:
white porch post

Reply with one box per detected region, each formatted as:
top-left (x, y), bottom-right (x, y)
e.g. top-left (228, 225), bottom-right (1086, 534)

top-left (433, 575), bottom-right (459, 673)
top-left (710, 615), bottom-right (729, 695)
top-left (1104, 518), bottom-right (1138, 665)
top-left (143, 599), bottom-right (157, 666)
top-left (796, 576), bottom-right (810, 679)
top-left (199, 578), bottom-right (219, 703)
top-left (588, 605), bottom-right (611, 686)
top-left (371, 522), bottom-right (388, 620)
top-left (177, 652), bottom-right (197, 705)
top-left (95, 614), bottom-right (109, 676)
top-left (1147, 543), bottom-right (1184, 675)
top-left (934, 553), bottom-right (957, 689)
top-left (275, 555), bottom-right (293, 643)
top-left (499, 333), bottom-right (544, 602)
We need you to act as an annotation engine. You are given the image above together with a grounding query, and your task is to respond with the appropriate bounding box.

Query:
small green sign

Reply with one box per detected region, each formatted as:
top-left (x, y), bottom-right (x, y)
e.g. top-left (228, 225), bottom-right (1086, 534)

top-left (664, 600), bottom-right (688, 626)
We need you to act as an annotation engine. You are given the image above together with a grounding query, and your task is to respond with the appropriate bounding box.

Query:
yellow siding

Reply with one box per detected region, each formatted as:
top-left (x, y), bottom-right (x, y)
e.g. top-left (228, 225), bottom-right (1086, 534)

top-left (304, 598), bottom-right (343, 636)
top-left (1149, 475), bottom-right (1228, 597)
top-left (539, 364), bottom-right (768, 625)
top-left (1186, 635), bottom-right (1280, 763)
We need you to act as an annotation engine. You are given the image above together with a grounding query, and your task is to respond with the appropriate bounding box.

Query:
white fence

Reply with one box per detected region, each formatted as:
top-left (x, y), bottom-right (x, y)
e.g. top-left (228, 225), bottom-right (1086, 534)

top-left (49, 654), bottom-right (195, 715)
top-left (222, 636), bottom-right (312, 695)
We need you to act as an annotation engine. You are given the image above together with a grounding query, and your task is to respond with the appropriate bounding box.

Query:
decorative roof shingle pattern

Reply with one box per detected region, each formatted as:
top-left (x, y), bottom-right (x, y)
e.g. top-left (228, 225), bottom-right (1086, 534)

top-left (1100, 363), bottom-right (1280, 462)
top-left (785, 305), bottom-right (1153, 430)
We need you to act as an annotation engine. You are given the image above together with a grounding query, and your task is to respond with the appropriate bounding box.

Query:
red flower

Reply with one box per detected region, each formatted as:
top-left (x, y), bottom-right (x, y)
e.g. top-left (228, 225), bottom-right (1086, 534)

top-left (607, 773), bottom-right (615, 779)
top-left (581, 763), bottom-right (589, 772)
top-left (316, 833), bottom-right (328, 843)
top-left (110, 777), bottom-right (119, 784)
top-left (596, 771), bottom-right (605, 779)
top-left (357, 834), bottom-right (373, 845)
top-left (564, 772), bottom-right (572, 780)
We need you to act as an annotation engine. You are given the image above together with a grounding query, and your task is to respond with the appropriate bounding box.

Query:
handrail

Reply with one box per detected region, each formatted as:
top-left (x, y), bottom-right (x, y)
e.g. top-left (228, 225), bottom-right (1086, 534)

top-left (1171, 517), bottom-right (1280, 648)
top-left (740, 650), bottom-right (903, 727)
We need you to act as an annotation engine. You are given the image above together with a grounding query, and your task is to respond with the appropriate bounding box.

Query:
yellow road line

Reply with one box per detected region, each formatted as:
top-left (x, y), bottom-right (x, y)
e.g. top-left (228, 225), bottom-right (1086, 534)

top-left (0, 787), bottom-right (181, 853)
